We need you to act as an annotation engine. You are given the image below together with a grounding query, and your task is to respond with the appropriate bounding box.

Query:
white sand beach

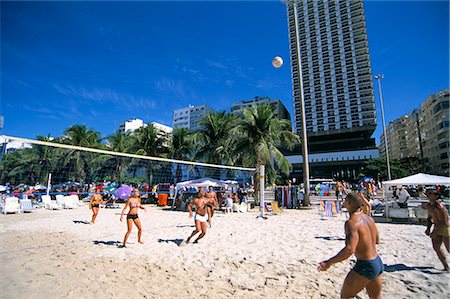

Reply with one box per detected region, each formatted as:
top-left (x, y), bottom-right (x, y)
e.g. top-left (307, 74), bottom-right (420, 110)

top-left (0, 204), bottom-right (449, 299)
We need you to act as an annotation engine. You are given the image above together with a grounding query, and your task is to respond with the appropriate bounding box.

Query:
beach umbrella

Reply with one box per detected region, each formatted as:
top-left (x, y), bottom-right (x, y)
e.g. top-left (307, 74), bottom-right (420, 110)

top-left (359, 177), bottom-right (373, 183)
top-left (320, 184), bottom-right (330, 191)
top-left (103, 185), bottom-right (117, 194)
top-left (34, 184), bottom-right (47, 190)
top-left (114, 186), bottom-right (133, 199)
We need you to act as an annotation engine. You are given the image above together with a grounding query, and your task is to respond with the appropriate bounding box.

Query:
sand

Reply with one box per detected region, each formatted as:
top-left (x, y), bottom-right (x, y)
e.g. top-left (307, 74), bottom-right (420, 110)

top-left (0, 204), bottom-right (449, 299)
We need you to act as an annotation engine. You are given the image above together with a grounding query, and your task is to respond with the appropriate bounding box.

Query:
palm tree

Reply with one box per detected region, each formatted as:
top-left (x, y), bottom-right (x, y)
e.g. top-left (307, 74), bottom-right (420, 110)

top-left (94, 131), bottom-right (135, 183)
top-left (133, 123), bottom-right (168, 185)
top-left (170, 127), bottom-right (193, 183)
top-left (192, 111), bottom-right (237, 178)
top-left (0, 134), bottom-right (57, 185)
top-left (34, 134), bottom-right (57, 185)
top-left (59, 124), bottom-right (102, 183)
top-left (231, 104), bottom-right (299, 188)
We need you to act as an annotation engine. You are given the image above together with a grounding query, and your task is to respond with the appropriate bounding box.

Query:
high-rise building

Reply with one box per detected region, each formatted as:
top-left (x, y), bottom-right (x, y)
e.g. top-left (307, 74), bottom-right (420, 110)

top-left (173, 105), bottom-right (216, 131)
top-left (379, 116), bottom-right (409, 160)
top-left (380, 89), bottom-right (449, 176)
top-left (285, 0), bottom-right (378, 180)
top-left (231, 96), bottom-right (291, 122)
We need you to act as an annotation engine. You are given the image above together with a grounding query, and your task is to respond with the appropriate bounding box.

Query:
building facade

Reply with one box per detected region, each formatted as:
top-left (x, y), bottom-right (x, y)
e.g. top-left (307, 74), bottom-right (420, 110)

top-left (231, 96), bottom-right (291, 122)
top-left (379, 116), bottom-right (409, 160)
top-left (285, 0), bottom-right (378, 180)
top-left (172, 105), bottom-right (216, 131)
top-left (380, 89), bottom-right (449, 176)
top-left (118, 118), bottom-right (145, 134)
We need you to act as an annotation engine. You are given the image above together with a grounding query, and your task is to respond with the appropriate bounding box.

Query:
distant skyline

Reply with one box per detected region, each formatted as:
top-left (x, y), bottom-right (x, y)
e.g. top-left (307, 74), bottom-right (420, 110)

top-left (1, 1), bottom-right (448, 144)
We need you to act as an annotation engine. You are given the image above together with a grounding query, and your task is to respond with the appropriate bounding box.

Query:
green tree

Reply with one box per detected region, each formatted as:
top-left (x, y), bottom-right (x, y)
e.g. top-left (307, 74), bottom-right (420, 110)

top-left (93, 131), bottom-right (135, 183)
top-left (170, 127), bottom-right (193, 183)
top-left (59, 124), bottom-right (102, 183)
top-left (362, 157), bottom-right (423, 181)
top-left (230, 105), bottom-right (299, 196)
top-left (133, 123), bottom-right (168, 184)
top-left (193, 111), bottom-right (236, 165)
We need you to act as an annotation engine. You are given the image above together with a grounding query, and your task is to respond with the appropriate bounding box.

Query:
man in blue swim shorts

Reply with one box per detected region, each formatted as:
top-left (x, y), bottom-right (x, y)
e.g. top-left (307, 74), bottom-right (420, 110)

top-left (318, 192), bottom-right (383, 299)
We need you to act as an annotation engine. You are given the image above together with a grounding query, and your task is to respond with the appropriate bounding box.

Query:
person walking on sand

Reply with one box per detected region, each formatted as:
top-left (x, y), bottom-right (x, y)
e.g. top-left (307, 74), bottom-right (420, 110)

top-left (89, 189), bottom-right (105, 224)
top-left (319, 192), bottom-right (383, 299)
top-left (186, 187), bottom-right (214, 244)
top-left (206, 186), bottom-right (218, 227)
top-left (120, 189), bottom-right (147, 248)
top-left (425, 189), bottom-right (450, 272)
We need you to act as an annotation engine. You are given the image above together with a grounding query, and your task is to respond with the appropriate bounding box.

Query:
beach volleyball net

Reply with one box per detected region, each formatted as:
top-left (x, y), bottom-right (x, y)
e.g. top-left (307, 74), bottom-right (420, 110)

top-left (0, 135), bottom-right (256, 198)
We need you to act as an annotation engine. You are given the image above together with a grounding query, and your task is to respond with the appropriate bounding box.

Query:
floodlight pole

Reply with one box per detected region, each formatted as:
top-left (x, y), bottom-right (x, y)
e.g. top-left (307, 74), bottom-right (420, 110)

top-left (284, 0), bottom-right (311, 205)
top-left (374, 74), bottom-right (392, 181)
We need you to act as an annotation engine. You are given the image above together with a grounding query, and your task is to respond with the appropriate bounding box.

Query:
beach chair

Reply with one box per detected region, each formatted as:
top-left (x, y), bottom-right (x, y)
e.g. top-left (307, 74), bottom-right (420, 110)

top-left (3, 197), bottom-right (21, 214)
top-left (69, 195), bottom-right (81, 208)
top-left (264, 202), bottom-right (274, 216)
top-left (63, 195), bottom-right (76, 209)
top-left (20, 199), bottom-right (36, 213)
top-left (56, 195), bottom-right (66, 208)
top-left (271, 201), bottom-right (283, 215)
top-left (318, 200), bottom-right (333, 219)
top-left (41, 195), bottom-right (62, 210)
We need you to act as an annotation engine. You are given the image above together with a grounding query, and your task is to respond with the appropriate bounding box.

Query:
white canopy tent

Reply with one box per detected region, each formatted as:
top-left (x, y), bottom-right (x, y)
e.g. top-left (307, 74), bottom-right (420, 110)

top-left (382, 173), bottom-right (450, 187)
top-left (381, 173), bottom-right (450, 220)
top-left (174, 177), bottom-right (228, 191)
top-left (171, 177), bottom-right (229, 210)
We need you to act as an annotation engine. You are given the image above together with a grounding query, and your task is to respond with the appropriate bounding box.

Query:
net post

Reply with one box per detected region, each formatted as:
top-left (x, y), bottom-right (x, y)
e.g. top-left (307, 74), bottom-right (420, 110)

top-left (258, 164), bottom-right (266, 219)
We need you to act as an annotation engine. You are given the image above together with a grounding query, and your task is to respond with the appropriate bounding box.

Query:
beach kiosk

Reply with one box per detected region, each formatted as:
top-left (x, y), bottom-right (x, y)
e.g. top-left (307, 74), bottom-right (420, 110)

top-left (382, 173), bottom-right (450, 221)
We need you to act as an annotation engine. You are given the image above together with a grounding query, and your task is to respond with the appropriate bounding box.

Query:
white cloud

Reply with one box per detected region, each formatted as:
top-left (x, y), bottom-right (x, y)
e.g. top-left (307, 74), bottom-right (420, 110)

top-left (54, 84), bottom-right (157, 110)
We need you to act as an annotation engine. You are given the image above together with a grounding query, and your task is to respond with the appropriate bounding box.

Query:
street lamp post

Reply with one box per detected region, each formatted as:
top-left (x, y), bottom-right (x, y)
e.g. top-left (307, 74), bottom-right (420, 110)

top-left (374, 74), bottom-right (392, 181)
top-left (286, 0), bottom-right (311, 205)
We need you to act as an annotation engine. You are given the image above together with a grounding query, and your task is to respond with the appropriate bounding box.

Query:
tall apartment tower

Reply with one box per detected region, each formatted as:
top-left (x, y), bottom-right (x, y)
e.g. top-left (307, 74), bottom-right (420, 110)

top-left (286, 0), bottom-right (376, 153)
top-left (379, 89), bottom-right (449, 176)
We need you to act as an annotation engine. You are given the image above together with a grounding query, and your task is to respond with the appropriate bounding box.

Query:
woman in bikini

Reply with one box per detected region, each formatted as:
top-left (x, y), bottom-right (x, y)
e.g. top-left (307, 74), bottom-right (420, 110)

top-left (120, 188), bottom-right (147, 247)
top-left (89, 189), bottom-right (104, 224)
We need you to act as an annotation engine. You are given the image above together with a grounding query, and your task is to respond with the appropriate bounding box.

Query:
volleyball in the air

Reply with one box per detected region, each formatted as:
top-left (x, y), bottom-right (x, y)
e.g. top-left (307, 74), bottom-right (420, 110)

top-left (272, 56), bottom-right (283, 68)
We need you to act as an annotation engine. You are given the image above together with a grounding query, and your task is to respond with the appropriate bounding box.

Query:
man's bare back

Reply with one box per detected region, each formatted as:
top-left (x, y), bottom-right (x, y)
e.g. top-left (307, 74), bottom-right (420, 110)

top-left (319, 192), bottom-right (383, 299)
top-left (347, 212), bottom-right (379, 260)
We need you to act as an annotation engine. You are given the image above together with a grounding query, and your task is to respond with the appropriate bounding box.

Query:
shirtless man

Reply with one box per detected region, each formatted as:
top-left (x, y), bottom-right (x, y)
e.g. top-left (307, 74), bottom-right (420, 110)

top-left (319, 192), bottom-right (383, 299)
top-left (206, 186), bottom-right (218, 227)
top-left (186, 187), bottom-right (214, 244)
top-left (425, 189), bottom-right (450, 271)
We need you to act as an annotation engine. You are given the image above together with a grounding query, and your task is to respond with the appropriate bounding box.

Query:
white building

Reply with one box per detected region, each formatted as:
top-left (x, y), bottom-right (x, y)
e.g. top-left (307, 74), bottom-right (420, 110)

top-left (173, 105), bottom-right (216, 131)
top-left (0, 136), bottom-right (32, 154)
top-left (151, 122), bottom-right (173, 136)
top-left (118, 119), bottom-right (145, 134)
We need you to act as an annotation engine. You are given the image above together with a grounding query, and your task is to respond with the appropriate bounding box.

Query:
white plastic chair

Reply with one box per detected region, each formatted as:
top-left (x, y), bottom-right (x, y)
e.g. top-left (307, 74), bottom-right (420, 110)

top-left (20, 199), bottom-right (36, 213)
top-left (42, 195), bottom-right (62, 210)
top-left (70, 194), bottom-right (82, 207)
top-left (3, 197), bottom-right (21, 214)
top-left (64, 195), bottom-right (76, 209)
top-left (55, 195), bottom-right (66, 208)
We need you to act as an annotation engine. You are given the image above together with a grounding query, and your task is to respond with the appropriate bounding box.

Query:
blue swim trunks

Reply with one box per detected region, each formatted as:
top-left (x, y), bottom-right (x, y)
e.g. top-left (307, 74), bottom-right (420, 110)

top-left (353, 256), bottom-right (384, 280)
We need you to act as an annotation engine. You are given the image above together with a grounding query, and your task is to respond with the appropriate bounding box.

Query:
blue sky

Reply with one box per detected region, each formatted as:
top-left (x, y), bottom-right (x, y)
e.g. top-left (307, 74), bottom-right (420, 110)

top-left (1, 1), bottom-right (448, 144)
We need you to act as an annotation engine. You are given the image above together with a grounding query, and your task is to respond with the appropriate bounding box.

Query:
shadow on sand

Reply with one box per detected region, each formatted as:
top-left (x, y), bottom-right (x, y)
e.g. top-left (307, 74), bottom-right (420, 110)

top-left (383, 263), bottom-right (441, 274)
top-left (176, 224), bottom-right (195, 228)
top-left (158, 238), bottom-right (185, 246)
top-left (314, 236), bottom-right (345, 241)
top-left (73, 220), bottom-right (90, 224)
top-left (93, 240), bottom-right (122, 246)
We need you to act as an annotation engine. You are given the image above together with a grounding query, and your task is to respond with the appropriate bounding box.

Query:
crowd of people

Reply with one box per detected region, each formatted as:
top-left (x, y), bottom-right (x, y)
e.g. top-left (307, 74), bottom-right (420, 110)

top-left (1, 176), bottom-right (449, 299)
